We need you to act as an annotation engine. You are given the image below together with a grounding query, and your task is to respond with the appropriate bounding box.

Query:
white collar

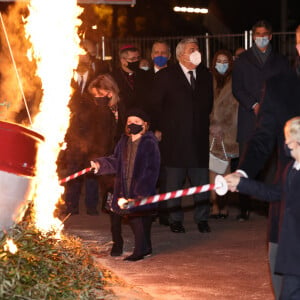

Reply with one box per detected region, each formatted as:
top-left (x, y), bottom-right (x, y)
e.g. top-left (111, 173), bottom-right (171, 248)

top-left (179, 62), bottom-right (195, 75)
top-left (293, 161), bottom-right (300, 170)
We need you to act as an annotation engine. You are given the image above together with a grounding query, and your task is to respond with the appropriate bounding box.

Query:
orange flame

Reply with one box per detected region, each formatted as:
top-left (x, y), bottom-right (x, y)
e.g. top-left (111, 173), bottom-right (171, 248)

top-left (24, 0), bottom-right (83, 233)
top-left (4, 238), bottom-right (18, 254)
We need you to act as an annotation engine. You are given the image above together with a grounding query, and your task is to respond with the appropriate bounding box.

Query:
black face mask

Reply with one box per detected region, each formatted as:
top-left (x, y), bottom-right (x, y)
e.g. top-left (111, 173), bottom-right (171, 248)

top-left (284, 143), bottom-right (292, 158)
top-left (127, 123), bottom-right (143, 135)
top-left (127, 61), bottom-right (140, 72)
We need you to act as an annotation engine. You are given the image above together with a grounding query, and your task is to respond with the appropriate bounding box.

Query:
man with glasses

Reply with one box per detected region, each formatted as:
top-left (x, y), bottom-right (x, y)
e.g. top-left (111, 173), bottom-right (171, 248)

top-left (111, 45), bottom-right (148, 111)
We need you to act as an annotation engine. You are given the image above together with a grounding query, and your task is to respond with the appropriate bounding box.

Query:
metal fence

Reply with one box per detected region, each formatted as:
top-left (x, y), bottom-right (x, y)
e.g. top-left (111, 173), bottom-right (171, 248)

top-left (100, 31), bottom-right (297, 68)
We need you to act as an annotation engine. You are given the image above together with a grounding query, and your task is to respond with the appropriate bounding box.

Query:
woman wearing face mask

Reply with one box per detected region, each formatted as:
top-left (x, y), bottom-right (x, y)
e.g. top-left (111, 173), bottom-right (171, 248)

top-left (209, 49), bottom-right (239, 219)
top-left (59, 73), bottom-right (125, 217)
top-left (91, 108), bottom-right (160, 261)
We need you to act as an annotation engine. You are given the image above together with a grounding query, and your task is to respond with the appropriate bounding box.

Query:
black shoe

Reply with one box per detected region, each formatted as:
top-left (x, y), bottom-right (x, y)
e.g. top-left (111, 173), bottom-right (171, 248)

top-left (198, 221), bottom-right (211, 233)
top-left (236, 211), bottom-right (249, 221)
top-left (86, 208), bottom-right (99, 216)
top-left (170, 221), bottom-right (185, 233)
top-left (110, 244), bottom-right (123, 257)
top-left (124, 254), bottom-right (144, 261)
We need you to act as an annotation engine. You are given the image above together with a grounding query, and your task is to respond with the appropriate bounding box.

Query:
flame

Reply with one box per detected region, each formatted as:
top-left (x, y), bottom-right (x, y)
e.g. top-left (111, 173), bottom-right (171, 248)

top-left (4, 238), bottom-right (18, 254)
top-left (24, 1), bottom-right (83, 233)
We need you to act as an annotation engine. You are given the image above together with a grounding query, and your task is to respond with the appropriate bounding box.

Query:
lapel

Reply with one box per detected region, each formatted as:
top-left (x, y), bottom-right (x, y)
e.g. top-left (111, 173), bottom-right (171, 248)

top-left (174, 63), bottom-right (194, 91)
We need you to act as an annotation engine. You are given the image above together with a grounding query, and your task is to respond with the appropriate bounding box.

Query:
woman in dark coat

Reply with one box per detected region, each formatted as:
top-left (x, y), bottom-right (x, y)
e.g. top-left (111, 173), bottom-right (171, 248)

top-left (91, 109), bottom-right (160, 261)
top-left (60, 73), bottom-right (125, 215)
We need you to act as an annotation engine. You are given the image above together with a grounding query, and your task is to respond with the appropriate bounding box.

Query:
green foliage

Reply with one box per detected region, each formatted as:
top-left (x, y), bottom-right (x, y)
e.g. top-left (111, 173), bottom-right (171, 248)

top-left (0, 222), bottom-right (105, 299)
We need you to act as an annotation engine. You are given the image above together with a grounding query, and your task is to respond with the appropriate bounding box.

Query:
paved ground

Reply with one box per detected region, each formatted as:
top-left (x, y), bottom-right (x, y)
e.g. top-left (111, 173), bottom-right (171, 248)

top-left (63, 200), bottom-right (275, 300)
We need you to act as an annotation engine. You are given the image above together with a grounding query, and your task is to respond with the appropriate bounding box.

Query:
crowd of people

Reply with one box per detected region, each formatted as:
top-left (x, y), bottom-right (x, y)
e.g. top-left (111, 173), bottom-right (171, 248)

top-left (56, 20), bottom-right (300, 299)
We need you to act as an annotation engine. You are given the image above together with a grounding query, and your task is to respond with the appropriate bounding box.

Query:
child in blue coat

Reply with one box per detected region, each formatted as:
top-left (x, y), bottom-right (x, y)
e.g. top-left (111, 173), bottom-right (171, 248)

top-left (91, 108), bottom-right (160, 261)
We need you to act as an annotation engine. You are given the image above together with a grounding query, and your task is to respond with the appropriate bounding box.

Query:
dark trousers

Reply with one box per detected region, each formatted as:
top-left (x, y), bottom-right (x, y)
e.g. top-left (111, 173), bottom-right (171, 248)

top-left (128, 215), bottom-right (153, 256)
top-left (165, 167), bottom-right (210, 224)
top-left (110, 213), bottom-right (123, 248)
top-left (157, 166), bottom-right (169, 222)
top-left (238, 142), bottom-right (276, 215)
top-left (64, 172), bottom-right (99, 213)
top-left (280, 275), bottom-right (300, 300)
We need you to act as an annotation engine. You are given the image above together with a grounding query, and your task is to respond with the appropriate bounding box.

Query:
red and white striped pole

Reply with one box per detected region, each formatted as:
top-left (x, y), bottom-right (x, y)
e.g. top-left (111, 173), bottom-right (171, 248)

top-left (118, 175), bottom-right (228, 209)
top-left (58, 167), bottom-right (93, 185)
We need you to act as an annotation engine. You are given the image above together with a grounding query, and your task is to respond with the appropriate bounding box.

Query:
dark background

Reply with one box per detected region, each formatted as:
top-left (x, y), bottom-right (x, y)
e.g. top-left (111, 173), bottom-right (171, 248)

top-left (0, 0), bottom-right (299, 37)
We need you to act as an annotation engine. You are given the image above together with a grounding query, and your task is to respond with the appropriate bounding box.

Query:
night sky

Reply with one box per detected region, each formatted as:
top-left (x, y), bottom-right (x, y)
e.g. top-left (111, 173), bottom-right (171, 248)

top-left (0, 0), bottom-right (299, 35)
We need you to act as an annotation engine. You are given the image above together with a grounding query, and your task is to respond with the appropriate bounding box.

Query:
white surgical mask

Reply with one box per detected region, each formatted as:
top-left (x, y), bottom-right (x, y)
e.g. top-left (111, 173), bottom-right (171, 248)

top-left (140, 66), bottom-right (149, 71)
top-left (255, 36), bottom-right (270, 49)
top-left (189, 51), bottom-right (201, 66)
top-left (215, 62), bottom-right (229, 75)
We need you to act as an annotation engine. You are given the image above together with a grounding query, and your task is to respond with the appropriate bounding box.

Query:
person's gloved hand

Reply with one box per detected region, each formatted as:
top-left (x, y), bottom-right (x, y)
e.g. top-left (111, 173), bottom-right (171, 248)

top-left (90, 161), bottom-right (100, 174)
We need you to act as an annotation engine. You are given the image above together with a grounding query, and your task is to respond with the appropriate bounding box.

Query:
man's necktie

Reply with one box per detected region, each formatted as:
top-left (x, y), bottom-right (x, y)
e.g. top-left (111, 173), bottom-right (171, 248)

top-left (188, 70), bottom-right (196, 90)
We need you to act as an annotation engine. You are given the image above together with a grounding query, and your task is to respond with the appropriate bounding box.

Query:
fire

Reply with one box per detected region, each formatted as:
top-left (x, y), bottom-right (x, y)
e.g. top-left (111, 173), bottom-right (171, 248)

top-left (24, 0), bottom-right (83, 233)
top-left (4, 238), bottom-right (18, 254)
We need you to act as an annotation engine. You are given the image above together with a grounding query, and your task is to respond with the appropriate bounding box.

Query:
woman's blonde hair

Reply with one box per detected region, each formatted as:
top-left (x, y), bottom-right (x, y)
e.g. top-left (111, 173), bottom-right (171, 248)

top-left (88, 73), bottom-right (120, 107)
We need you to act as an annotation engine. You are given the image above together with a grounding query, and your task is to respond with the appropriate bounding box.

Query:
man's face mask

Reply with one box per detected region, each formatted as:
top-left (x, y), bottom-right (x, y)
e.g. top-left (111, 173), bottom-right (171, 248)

top-left (189, 51), bottom-right (201, 66)
top-left (127, 61), bottom-right (140, 72)
top-left (153, 56), bottom-right (168, 67)
top-left (255, 36), bottom-right (270, 49)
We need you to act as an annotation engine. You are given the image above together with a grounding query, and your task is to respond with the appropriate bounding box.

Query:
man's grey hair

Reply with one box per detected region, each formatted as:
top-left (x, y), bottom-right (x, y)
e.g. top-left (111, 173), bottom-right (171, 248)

top-left (176, 38), bottom-right (198, 60)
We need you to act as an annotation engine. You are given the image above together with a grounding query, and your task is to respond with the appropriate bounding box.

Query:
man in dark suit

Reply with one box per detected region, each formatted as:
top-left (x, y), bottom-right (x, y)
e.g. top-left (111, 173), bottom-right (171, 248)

top-left (232, 20), bottom-right (290, 220)
top-left (151, 38), bottom-right (213, 234)
top-left (110, 45), bottom-right (148, 111)
top-left (60, 54), bottom-right (99, 216)
top-left (226, 30), bottom-right (300, 298)
top-left (145, 40), bottom-right (171, 226)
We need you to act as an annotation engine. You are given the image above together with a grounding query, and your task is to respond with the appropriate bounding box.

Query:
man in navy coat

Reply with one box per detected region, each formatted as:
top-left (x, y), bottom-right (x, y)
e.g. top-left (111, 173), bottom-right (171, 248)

top-left (226, 27), bottom-right (300, 298)
top-left (232, 20), bottom-right (290, 220)
top-left (151, 38), bottom-right (213, 234)
top-left (226, 116), bottom-right (300, 300)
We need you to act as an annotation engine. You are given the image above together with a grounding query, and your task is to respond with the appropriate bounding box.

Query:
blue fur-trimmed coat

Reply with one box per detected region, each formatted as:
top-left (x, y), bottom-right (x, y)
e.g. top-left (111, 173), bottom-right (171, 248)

top-left (94, 131), bottom-right (160, 214)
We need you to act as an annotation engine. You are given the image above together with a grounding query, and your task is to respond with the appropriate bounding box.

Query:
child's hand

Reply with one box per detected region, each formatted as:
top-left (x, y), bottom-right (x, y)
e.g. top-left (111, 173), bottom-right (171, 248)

top-left (225, 172), bottom-right (241, 192)
top-left (118, 198), bottom-right (130, 209)
top-left (118, 198), bottom-right (135, 209)
top-left (90, 161), bottom-right (100, 174)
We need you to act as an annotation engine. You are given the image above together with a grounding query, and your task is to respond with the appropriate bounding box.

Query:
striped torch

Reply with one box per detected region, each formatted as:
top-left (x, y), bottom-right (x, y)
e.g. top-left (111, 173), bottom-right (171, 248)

top-left (118, 175), bottom-right (228, 209)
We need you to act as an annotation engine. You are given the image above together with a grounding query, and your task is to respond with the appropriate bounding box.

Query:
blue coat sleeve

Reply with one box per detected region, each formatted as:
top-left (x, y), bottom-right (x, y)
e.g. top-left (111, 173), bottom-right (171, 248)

top-left (237, 177), bottom-right (281, 202)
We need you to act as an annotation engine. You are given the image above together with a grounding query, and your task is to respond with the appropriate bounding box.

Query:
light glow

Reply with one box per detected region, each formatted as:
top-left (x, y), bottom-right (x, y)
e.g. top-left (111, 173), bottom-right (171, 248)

top-left (173, 6), bottom-right (208, 14)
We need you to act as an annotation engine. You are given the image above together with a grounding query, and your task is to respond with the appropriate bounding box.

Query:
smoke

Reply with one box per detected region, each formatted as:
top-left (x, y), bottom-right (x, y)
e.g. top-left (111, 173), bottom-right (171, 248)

top-left (0, 2), bottom-right (42, 125)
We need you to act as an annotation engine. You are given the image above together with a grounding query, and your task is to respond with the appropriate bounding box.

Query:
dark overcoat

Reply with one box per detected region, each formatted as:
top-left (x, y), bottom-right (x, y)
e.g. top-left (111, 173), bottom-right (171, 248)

top-left (110, 68), bottom-right (148, 111)
top-left (238, 163), bottom-right (300, 276)
top-left (95, 131), bottom-right (160, 214)
top-left (232, 46), bottom-right (290, 143)
top-left (238, 70), bottom-right (300, 243)
top-left (151, 62), bottom-right (213, 168)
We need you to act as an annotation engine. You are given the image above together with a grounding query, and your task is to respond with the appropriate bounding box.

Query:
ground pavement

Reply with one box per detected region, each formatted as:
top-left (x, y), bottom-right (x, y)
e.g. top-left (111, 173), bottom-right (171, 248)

top-left (63, 201), bottom-right (274, 300)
